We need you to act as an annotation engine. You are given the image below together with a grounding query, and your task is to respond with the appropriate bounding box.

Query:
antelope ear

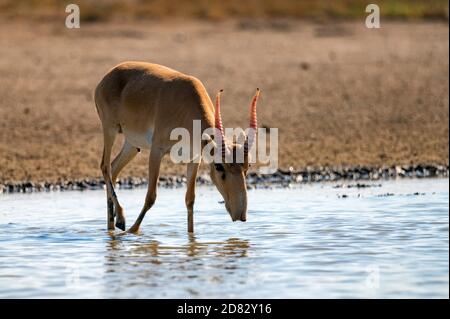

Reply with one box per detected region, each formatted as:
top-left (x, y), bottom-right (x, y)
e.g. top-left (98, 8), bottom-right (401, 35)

top-left (202, 133), bottom-right (218, 149)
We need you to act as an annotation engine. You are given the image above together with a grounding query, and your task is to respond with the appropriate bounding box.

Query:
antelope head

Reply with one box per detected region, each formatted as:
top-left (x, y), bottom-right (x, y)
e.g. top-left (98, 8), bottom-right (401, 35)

top-left (203, 89), bottom-right (260, 222)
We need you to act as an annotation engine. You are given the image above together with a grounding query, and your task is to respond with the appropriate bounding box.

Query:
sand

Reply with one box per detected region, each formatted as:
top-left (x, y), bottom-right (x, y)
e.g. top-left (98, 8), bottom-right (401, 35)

top-left (0, 20), bottom-right (448, 183)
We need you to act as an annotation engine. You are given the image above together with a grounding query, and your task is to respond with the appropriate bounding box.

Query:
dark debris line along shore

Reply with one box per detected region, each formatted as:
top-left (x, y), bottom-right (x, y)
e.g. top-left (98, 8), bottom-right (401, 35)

top-left (0, 164), bottom-right (448, 194)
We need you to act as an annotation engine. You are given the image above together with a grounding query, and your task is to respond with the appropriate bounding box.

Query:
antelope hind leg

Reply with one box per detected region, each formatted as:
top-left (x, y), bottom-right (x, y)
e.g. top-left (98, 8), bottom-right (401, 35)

top-left (100, 129), bottom-right (118, 231)
top-left (128, 147), bottom-right (164, 234)
top-left (111, 140), bottom-right (139, 230)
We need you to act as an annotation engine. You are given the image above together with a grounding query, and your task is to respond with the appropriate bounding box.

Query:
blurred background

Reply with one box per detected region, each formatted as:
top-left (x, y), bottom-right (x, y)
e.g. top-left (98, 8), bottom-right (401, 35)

top-left (0, 0), bottom-right (448, 182)
top-left (1, 0), bottom-right (448, 21)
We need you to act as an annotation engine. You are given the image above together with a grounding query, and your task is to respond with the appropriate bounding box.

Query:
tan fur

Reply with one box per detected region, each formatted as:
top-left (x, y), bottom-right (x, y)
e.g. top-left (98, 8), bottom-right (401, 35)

top-left (95, 61), bottom-right (249, 233)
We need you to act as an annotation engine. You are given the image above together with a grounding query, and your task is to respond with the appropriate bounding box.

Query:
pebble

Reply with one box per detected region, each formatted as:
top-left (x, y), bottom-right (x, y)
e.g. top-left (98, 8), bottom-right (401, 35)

top-left (0, 164), bottom-right (448, 194)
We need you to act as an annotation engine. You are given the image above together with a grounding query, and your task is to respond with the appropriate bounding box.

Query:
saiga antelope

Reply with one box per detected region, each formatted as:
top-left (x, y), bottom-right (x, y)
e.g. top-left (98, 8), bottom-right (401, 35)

top-left (95, 61), bottom-right (260, 233)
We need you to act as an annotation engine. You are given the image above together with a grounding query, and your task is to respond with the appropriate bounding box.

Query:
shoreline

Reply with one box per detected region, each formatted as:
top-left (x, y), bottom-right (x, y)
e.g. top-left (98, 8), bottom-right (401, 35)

top-left (1, 164), bottom-right (448, 194)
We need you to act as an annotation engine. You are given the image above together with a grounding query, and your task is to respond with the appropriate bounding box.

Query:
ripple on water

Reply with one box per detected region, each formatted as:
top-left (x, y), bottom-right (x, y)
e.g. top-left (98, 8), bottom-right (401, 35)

top-left (0, 178), bottom-right (448, 298)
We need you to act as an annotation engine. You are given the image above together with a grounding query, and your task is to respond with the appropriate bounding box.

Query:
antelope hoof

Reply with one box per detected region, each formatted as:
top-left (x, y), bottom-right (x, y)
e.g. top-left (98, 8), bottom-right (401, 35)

top-left (127, 224), bottom-right (140, 234)
top-left (115, 218), bottom-right (126, 231)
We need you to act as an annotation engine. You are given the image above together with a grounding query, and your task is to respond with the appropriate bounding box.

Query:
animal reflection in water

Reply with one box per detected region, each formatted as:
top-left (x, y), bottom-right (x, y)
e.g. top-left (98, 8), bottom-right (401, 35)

top-left (102, 236), bottom-right (250, 293)
top-left (106, 236), bottom-right (250, 259)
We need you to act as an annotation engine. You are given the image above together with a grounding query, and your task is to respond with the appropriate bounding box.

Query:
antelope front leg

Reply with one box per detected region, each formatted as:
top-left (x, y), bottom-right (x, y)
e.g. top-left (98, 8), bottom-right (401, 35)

top-left (185, 161), bottom-right (200, 233)
top-left (128, 147), bottom-right (164, 234)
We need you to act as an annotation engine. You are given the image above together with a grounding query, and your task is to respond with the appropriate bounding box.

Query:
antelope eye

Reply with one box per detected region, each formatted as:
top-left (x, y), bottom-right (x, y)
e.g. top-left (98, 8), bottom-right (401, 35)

top-left (215, 163), bottom-right (224, 172)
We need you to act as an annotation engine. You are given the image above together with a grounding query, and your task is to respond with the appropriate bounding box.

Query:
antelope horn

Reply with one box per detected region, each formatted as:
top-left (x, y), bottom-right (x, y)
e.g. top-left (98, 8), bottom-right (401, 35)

top-left (215, 89), bottom-right (229, 157)
top-left (244, 88), bottom-right (260, 155)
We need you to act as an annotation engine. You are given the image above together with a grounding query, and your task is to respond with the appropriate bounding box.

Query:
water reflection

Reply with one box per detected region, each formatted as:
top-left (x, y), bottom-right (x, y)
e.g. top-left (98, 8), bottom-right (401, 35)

top-left (106, 233), bottom-right (250, 258)
top-left (103, 233), bottom-right (251, 295)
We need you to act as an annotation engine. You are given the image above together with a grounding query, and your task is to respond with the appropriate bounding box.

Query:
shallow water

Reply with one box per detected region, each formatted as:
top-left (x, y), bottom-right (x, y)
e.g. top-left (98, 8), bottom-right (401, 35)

top-left (0, 178), bottom-right (448, 298)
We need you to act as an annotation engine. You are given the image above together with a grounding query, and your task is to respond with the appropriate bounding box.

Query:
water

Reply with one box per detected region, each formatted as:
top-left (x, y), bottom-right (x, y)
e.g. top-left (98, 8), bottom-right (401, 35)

top-left (0, 178), bottom-right (448, 298)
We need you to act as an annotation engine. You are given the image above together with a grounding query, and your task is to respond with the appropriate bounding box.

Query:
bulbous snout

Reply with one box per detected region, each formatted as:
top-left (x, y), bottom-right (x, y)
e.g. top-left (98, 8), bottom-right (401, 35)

top-left (231, 212), bottom-right (247, 222)
top-left (225, 199), bottom-right (247, 222)
top-left (211, 164), bottom-right (249, 223)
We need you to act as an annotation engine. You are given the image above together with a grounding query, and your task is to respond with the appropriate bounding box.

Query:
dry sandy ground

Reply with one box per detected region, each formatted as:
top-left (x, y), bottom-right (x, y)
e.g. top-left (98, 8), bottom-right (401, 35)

top-left (0, 20), bottom-right (448, 182)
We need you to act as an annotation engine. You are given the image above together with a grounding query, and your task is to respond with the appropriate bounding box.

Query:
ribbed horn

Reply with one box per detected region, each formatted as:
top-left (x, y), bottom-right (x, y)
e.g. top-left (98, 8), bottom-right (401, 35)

top-left (215, 89), bottom-right (228, 158)
top-left (244, 88), bottom-right (260, 155)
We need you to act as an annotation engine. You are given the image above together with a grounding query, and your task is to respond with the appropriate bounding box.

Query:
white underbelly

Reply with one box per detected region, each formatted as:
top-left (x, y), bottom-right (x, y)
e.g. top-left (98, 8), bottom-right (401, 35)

top-left (123, 128), bottom-right (153, 150)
